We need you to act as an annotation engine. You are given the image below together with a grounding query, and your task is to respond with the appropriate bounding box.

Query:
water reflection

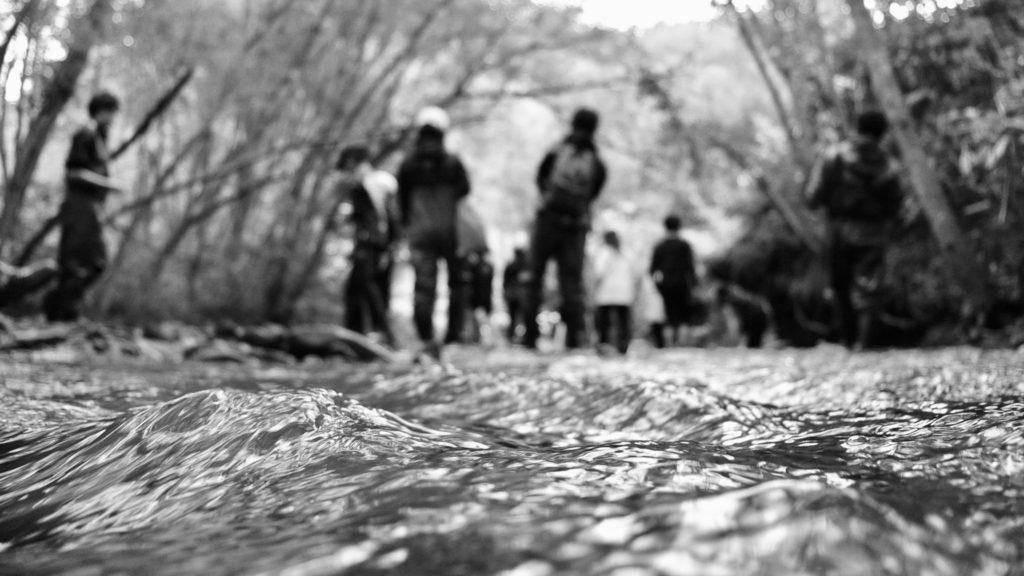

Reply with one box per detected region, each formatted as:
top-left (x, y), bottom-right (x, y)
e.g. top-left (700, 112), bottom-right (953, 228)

top-left (0, 348), bottom-right (1021, 574)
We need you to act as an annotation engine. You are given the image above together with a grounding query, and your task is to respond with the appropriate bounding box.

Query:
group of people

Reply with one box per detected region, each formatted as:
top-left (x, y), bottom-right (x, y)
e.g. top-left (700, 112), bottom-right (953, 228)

top-left (46, 90), bottom-right (904, 356)
top-left (334, 106), bottom-right (906, 356)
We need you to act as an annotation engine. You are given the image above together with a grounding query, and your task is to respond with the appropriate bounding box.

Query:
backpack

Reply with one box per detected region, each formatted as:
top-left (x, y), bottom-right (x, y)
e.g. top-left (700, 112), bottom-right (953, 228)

top-left (543, 144), bottom-right (598, 217)
top-left (827, 152), bottom-right (900, 221)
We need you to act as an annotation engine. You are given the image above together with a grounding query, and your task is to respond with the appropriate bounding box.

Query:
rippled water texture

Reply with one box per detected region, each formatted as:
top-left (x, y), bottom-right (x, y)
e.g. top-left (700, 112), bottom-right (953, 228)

top-left (1, 347), bottom-right (1023, 575)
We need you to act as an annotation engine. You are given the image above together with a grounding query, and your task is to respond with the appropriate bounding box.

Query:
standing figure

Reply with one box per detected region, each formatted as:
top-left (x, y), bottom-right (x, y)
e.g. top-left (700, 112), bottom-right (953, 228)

top-left (337, 145), bottom-right (398, 345)
top-left (455, 201), bottom-right (494, 344)
top-left (649, 215), bottom-right (698, 347)
top-left (522, 108), bottom-right (607, 350)
top-left (44, 92), bottom-right (121, 322)
top-left (397, 106), bottom-right (471, 359)
top-left (808, 110), bottom-right (904, 349)
top-left (503, 247), bottom-right (529, 343)
top-left (592, 231), bottom-right (637, 355)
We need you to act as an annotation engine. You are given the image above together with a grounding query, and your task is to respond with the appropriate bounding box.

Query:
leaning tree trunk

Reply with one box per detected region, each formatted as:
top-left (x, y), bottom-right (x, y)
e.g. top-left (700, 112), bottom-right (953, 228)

top-left (846, 0), bottom-right (992, 313)
top-left (0, 0), bottom-right (113, 257)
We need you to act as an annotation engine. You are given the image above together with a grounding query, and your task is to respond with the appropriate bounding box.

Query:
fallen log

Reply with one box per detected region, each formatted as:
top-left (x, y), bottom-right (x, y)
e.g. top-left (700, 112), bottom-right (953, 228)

top-left (220, 323), bottom-right (395, 363)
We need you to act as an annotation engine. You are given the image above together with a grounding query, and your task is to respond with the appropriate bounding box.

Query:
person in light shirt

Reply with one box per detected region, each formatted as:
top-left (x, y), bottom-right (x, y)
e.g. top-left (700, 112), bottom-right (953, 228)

top-left (591, 230), bottom-right (638, 354)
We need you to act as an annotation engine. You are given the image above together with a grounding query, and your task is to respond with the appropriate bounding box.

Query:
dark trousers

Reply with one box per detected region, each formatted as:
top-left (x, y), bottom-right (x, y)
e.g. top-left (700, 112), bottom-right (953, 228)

top-left (505, 297), bottom-right (522, 341)
top-left (344, 243), bottom-right (392, 339)
top-left (523, 214), bottom-right (587, 348)
top-left (830, 237), bottom-right (884, 348)
top-left (44, 195), bottom-right (107, 322)
top-left (595, 305), bottom-right (631, 354)
top-left (410, 233), bottom-right (463, 343)
top-left (658, 282), bottom-right (691, 328)
top-left (657, 282), bottom-right (691, 346)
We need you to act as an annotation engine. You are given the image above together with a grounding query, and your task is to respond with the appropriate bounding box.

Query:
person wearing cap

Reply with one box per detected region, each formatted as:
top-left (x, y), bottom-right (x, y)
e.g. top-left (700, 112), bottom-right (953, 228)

top-left (522, 107), bottom-right (607, 350)
top-left (336, 145), bottom-right (398, 345)
top-left (43, 91), bottom-right (121, 322)
top-left (397, 106), bottom-right (471, 359)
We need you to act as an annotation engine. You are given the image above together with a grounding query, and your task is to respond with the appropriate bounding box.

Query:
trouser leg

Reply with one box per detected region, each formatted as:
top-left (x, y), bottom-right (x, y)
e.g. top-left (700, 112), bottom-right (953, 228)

top-left (411, 246), bottom-right (439, 342)
top-left (45, 206), bottom-right (106, 323)
top-left (505, 299), bottom-right (519, 341)
top-left (594, 305), bottom-right (611, 346)
top-left (556, 228), bottom-right (587, 349)
top-left (615, 305), bottom-right (632, 354)
top-left (830, 241), bottom-right (857, 348)
top-left (344, 252), bottom-right (371, 333)
top-left (523, 223), bottom-right (555, 348)
top-left (444, 249), bottom-right (465, 344)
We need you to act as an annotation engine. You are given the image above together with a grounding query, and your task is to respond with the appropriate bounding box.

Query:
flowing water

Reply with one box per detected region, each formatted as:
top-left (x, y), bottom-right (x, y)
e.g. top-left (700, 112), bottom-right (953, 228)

top-left (0, 346), bottom-right (1022, 575)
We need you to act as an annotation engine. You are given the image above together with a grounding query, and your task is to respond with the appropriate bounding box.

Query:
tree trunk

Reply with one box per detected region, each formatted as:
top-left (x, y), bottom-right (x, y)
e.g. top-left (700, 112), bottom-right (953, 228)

top-left (729, 2), bottom-right (809, 170)
top-left (846, 0), bottom-right (991, 312)
top-left (0, 0), bottom-right (113, 256)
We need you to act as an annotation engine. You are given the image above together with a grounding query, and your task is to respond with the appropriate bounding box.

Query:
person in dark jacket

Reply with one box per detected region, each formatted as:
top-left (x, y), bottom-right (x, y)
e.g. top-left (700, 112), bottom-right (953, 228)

top-left (503, 247), bottom-right (528, 343)
top-left (397, 106), bottom-right (471, 359)
top-left (43, 92), bottom-right (121, 322)
top-left (522, 108), bottom-right (607, 350)
top-left (649, 214), bottom-right (698, 347)
top-left (336, 145), bottom-right (398, 345)
top-left (809, 110), bottom-right (904, 349)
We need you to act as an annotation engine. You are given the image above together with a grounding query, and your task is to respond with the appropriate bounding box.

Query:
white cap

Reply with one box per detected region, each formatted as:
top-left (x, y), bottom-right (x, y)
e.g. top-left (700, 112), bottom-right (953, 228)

top-left (415, 106), bottom-right (450, 131)
top-left (362, 170), bottom-right (398, 197)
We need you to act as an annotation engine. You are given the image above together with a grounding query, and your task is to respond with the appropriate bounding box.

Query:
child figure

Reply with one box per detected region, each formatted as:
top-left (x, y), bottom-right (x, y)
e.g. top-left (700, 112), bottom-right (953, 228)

top-left (592, 230), bottom-right (637, 355)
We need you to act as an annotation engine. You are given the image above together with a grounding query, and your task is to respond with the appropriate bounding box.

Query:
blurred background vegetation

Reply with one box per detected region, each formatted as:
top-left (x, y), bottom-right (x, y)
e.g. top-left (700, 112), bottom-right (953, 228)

top-left (0, 0), bottom-right (1021, 345)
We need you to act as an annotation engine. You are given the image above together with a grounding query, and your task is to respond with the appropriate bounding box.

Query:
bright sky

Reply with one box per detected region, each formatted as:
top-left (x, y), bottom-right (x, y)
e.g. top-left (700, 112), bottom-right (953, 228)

top-left (540, 0), bottom-right (767, 29)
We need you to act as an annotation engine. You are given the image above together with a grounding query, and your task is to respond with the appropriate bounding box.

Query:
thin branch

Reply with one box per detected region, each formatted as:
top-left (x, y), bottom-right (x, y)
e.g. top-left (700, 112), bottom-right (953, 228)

top-left (110, 67), bottom-right (194, 160)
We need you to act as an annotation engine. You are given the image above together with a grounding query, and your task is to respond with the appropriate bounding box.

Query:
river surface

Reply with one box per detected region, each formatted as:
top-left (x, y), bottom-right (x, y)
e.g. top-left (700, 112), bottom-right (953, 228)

top-left (0, 346), bottom-right (1022, 575)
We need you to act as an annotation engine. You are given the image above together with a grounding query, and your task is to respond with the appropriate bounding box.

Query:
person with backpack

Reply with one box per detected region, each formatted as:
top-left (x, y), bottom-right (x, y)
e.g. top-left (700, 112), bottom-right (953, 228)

top-left (522, 108), bottom-right (607, 350)
top-left (809, 110), bottom-right (905, 349)
top-left (397, 106), bottom-right (471, 360)
top-left (44, 92), bottom-right (122, 322)
top-left (336, 145), bottom-right (398, 346)
top-left (649, 214), bottom-right (698, 347)
top-left (592, 230), bottom-right (638, 355)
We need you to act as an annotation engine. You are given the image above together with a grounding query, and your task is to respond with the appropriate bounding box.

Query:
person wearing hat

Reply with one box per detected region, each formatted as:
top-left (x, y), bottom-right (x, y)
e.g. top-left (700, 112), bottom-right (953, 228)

top-left (397, 106), bottom-right (471, 359)
top-left (336, 145), bottom-right (398, 345)
top-left (522, 107), bottom-right (607, 350)
top-left (43, 91), bottom-right (122, 322)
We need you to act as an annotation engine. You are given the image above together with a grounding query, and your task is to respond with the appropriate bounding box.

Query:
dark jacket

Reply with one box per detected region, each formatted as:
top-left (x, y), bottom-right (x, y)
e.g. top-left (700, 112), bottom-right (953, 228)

top-left (809, 137), bottom-right (903, 223)
top-left (650, 236), bottom-right (697, 288)
top-left (397, 130), bottom-right (470, 246)
top-left (536, 133), bottom-right (607, 220)
top-left (66, 125), bottom-right (112, 202)
top-left (349, 183), bottom-right (398, 249)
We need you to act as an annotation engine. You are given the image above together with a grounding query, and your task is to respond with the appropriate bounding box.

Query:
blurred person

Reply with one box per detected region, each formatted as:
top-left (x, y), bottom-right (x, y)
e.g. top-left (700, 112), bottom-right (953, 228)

top-left (336, 145), bottom-right (398, 345)
top-left (397, 106), bottom-right (471, 360)
top-left (808, 110), bottom-right (904, 349)
top-left (592, 230), bottom-right (637, 355)
top-left (649, 214), bottom-right (698, 346)
top-left (522, 107), bottom-right (607, 351)
top-left (639, 273), bottom-right (666, 349)
top-left (502, 246), bottom-right (529, 343)
top-left (455, 201), bottom-right (494, 344)
top-left (44, 92), bottom-right (122, 322)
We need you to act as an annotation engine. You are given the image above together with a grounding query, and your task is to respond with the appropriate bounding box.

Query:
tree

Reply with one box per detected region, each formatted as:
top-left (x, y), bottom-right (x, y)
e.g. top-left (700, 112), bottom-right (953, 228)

top-left (0, 0), bottom-right (113, 256)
